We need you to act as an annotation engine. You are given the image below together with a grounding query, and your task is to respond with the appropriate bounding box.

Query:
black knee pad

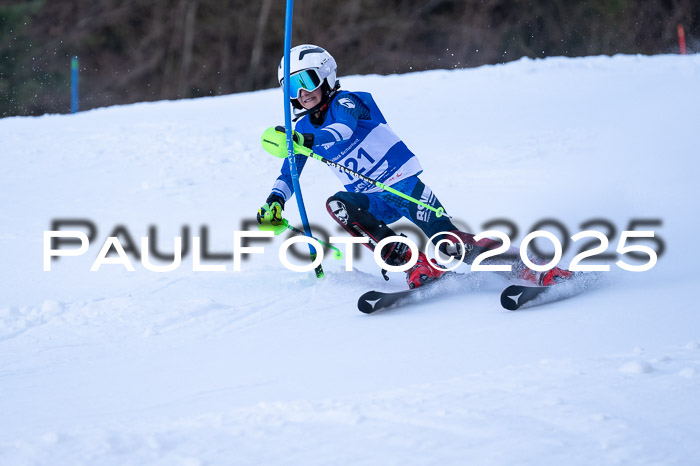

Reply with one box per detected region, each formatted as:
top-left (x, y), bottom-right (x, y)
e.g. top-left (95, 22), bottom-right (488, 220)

top-left (326, 194), bottom-right (397, 254)
top-left (326, 195), bottom-right (359, 229)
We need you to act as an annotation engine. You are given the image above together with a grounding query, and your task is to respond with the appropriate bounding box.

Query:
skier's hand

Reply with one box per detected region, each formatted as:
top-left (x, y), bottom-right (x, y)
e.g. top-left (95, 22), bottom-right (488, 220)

top-left (257, 194), bottom-right (285, 226)
top-left (275, 126), bottom-right (314, 149)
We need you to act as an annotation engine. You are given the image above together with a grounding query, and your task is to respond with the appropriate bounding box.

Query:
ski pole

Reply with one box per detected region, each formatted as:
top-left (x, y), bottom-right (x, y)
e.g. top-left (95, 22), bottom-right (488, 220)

top-left (258, 218), bottom-right (343, 260)
top-left (281, 1), bottom-right (323, 279)
top-left (261, 127), bottom-right (450, 218)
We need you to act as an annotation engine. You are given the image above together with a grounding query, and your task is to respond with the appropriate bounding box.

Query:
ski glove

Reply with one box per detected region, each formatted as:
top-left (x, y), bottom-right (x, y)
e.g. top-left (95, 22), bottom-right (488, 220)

top-left (257, 193), bottom-right (285, 226)
top-left (275, 126), bottom-right (314, 149)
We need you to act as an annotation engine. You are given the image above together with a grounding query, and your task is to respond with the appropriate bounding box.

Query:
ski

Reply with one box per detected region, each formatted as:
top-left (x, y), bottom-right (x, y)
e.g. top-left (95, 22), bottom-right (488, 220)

top-left (358, 289), bottom-right (415, 314)
top-left (500, 285), bottom-right (550, 310)
top-left (357, 272), bottom-right (487, 314)
top-left (358, 276), bottom-right (449, 313)
top-left (500, 272), bottom-right (603, 310)
top-left (359, 271), bottom-right (604, 314)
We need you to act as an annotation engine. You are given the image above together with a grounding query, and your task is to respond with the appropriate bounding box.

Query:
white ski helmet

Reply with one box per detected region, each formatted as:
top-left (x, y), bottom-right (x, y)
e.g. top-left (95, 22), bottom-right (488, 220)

top-left (278, 44), bottom-right (338, 103)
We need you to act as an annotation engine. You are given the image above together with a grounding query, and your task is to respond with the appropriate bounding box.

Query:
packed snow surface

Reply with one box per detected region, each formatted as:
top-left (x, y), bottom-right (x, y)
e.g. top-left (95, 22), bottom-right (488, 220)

top-left (1, 54), bottom-right (699, 465)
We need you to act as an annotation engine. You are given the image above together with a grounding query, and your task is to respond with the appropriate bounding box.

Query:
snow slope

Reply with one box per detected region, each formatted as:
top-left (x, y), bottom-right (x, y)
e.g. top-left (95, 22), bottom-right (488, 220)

top-left (1, 54), bottom-right (699, 465)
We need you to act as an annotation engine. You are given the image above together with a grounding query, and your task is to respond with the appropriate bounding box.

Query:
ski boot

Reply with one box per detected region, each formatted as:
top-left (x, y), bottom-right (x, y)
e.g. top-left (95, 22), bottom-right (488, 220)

top-left (539, 267), bottom-right (574, 286)
top-left (521, 266), bottom-right (573, 286)
top-left (405, 249), bottom-right (447, 289)
top-left (379, 237), bottom-right (446, 288)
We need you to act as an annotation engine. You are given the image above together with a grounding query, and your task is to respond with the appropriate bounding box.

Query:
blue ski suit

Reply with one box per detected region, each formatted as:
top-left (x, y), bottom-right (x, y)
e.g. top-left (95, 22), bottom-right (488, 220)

top-left (269, 90), bottom-right (456, 241)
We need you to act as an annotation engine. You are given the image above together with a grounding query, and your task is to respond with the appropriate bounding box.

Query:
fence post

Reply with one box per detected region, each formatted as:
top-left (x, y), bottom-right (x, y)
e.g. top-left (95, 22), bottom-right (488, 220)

top-left (677, 25), bottom-right (687, 55)
top-left (71, 56), bottom-right (79, 113)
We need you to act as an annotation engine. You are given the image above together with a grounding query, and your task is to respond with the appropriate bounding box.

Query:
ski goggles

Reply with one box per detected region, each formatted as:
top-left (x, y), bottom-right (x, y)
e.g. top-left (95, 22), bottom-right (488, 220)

top-left (284, 69), bottom-right (322, 99)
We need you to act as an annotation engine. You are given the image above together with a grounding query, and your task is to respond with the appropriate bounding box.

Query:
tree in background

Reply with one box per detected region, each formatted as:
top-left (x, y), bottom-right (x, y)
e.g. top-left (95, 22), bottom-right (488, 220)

top-left (1, 1), bottom-right (67, 116)
top-left (1, 0), bottom-right (697, 117)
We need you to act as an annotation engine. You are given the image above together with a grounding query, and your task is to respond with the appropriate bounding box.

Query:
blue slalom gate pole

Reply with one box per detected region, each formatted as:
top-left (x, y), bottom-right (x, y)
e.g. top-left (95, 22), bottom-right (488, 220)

top-left (283, 0), bottom-right (323, 278)
top-left (71, 56), bottom-right (79, 114)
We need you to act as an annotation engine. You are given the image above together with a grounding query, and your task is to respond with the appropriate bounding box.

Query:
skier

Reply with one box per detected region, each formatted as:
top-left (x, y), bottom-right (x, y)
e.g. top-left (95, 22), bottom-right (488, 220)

top-left (257, 44), bottom-right (572, 289)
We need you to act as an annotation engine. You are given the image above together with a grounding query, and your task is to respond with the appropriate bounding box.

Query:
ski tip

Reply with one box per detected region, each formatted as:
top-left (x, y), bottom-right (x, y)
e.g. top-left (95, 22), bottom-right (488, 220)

top-left (500, 284), bottom-right (549, 311)
top-left (500, 285), bottom-right (523, 311)
top-left (357, 291), bottom-right (383, 314)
